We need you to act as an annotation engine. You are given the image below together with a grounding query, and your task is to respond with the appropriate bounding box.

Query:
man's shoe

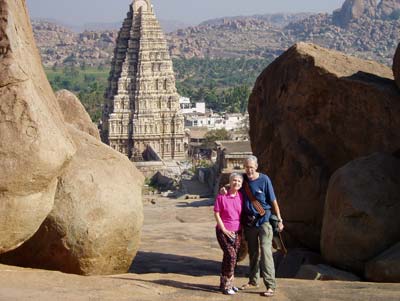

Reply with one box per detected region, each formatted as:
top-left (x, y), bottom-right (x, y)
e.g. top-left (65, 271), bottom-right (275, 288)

top-left (240, 283), bottom-right (259, 290)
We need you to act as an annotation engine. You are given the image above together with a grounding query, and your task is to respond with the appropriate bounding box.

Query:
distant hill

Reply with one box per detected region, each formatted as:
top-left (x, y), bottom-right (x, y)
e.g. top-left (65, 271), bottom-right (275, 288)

top-left (78, 19), bottom-right (188, 33)
top-left (32, 1), bottom-right (400, 67)
top-left (199, 12), bottom-right (313, 28)
top-left (166, 1), bottom-right (399, 65)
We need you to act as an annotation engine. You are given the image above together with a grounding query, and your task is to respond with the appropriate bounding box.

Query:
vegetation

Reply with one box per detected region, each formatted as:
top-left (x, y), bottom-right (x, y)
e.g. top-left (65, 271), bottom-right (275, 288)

top-left (45, 57), bottom-right (271, 122)
top-left (45, 65), bottom-right (108, 122)
top-left (202, 128), bottom-right (232, 148)
top-left (173, 57), bottom-right (272, 113)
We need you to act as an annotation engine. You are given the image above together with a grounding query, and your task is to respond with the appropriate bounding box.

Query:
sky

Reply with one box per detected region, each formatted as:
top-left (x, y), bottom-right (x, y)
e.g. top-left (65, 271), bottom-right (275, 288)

top-left (26, 0), bottom-right (345, 26)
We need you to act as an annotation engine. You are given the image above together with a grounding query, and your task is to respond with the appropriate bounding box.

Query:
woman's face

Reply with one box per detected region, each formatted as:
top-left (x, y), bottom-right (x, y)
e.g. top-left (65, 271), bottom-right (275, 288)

top-left (230, 176), bottom-right (243, 191)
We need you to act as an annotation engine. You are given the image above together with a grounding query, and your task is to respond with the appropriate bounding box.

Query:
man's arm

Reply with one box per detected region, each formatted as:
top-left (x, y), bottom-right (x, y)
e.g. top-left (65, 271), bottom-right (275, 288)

top-left (271, 200), bottom-right (284, 232)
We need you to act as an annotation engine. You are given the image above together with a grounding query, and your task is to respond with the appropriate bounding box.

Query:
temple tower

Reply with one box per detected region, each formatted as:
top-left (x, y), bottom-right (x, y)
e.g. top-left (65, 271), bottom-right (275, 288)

top-left (102, 0), bottom-right (185, 160)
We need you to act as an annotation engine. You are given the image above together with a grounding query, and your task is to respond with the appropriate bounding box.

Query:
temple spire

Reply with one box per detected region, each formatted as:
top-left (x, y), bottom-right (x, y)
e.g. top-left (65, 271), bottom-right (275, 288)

top-left (133, 0), bottom-right (152, 13)
top-left (102, 0), bottom-right (185, 161)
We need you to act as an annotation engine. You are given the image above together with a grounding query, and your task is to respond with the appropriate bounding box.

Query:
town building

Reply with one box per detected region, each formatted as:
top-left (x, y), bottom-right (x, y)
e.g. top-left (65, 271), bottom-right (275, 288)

top-left (179, 97), bottom-right (206, 114)
top-left (184, 112), bottom-right (249, 132)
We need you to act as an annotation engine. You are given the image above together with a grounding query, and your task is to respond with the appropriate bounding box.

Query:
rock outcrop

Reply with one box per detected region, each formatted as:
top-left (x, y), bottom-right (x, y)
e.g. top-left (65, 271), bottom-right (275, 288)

top-left (365, 242), bottom-right (400, 282)
top-left (0, 126), bottom-right (144, 275)
top-left (32, 4), bottom-right (399, 68)
top-left (333, 0), bottom-right (377, 27)
top-left (55, 89), bottom-right (100, 139)
top-left (378, 0), bottom-right (400, 19)
top-left (321, 153), bottom-right (400, 275)
top-left (0, 0), bottom-right (75, 253)
top-left (295, 264), bottom-right (361, 281)
top-left (248, 42), bottom-right (400, 250)
top-left (32, 20), bottom-right (117, 67)
top-left (394, 43), bottom-right (400, 89)
top-left (0, 0), bottom-right (144, 275)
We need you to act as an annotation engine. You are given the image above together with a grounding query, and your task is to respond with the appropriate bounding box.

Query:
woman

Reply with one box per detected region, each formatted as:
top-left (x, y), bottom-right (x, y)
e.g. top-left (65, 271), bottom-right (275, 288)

top-left (214, 172), bottom-right (244, 295)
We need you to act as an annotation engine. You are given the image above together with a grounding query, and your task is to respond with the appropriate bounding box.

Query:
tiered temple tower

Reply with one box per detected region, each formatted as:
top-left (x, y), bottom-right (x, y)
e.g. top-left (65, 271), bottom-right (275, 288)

top-left (102, 0), bottom-right (185, 160)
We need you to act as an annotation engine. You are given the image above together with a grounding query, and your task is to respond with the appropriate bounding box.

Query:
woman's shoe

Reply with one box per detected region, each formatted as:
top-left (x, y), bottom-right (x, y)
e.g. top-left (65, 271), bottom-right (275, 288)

top-left (223, 288), bottom-right (236, 295)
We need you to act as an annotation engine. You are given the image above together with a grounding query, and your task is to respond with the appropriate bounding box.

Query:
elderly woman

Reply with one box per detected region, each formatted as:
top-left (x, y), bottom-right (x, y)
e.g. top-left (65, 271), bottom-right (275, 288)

top-left (214, 172), bottom-right (244, 295)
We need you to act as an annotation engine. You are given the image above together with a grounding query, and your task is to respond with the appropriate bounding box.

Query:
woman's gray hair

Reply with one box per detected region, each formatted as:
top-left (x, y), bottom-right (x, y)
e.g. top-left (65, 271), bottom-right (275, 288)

top-left (229, 172), bottom-right (243, 181)
top-left (245, 155), bottom-right (258, 165)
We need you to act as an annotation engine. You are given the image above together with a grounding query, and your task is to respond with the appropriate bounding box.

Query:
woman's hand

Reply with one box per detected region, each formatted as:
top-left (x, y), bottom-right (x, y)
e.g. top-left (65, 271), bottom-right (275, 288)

top-left (223, 229), bottom-right (236, 240)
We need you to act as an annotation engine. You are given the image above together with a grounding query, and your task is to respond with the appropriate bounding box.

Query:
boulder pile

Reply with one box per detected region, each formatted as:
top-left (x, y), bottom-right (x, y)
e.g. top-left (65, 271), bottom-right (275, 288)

top-left (248, 42), bottom-right (400, 281)
top-left (0, 0), bottom-right (143, 275)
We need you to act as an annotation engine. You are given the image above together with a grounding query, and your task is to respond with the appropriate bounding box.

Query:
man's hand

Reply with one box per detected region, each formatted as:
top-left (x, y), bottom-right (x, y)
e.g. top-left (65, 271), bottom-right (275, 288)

top-left (278, 221), bottom-right (284, 232)
top-left (219, 186), bottom-right (228, 195)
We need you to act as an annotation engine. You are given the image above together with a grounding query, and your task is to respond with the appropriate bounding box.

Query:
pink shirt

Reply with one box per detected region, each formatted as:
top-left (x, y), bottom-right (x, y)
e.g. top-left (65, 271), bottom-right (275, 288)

top-left (214, 192), bottom-right (243, 231)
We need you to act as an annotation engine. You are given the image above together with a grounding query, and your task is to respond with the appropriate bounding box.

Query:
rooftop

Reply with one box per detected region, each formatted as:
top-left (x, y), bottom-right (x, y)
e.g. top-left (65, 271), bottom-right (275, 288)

top-left (215, 140), bottom-right (252, 154)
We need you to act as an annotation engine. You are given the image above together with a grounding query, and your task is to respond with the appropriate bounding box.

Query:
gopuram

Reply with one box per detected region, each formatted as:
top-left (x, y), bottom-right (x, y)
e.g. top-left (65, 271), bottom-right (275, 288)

top-left (102, 0), bottom-right (185, 161)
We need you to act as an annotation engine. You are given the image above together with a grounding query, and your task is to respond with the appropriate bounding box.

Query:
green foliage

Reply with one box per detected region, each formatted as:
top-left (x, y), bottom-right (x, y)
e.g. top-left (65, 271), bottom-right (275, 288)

top-left (45, 66), bottom-right (109, 122)
top-left (173, 57), bottom-right (271, 113)
top-left (202, 128), bottom-right (232, 148)
top-left (44, 56), bottom-right (271, 122)
top-left (195, 159), bottom-right (213, 168)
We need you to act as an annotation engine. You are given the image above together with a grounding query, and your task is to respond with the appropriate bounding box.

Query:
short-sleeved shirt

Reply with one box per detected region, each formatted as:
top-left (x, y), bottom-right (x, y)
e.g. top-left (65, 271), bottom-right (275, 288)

top-left (241, 173), bottom-right (276, 227)
top-left (214, 191), bottom-right (243, 232)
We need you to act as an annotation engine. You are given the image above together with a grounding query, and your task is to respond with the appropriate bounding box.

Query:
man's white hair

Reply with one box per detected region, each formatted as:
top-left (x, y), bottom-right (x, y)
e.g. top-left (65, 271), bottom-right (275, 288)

top-left (245, 155), bottom-right (258, 165)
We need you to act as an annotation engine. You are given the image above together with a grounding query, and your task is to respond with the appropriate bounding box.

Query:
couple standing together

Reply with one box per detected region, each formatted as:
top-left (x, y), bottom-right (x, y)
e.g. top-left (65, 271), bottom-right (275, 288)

top-left (214, 155), bottom-right (284, 297)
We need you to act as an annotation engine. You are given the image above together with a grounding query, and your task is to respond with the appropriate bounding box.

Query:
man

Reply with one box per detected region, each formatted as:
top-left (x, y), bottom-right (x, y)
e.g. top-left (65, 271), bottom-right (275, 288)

top-left (222, 155), bottom-right (284, 297)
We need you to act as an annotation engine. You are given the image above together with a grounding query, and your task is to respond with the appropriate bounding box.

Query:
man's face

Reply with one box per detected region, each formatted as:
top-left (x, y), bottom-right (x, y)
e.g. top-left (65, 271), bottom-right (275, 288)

top-left (244, 160), bottom-right (258, 180)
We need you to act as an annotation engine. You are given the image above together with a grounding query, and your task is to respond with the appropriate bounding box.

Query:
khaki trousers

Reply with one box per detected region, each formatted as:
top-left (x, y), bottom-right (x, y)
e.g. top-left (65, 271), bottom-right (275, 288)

top-left (244, 221), bottom-right (276, 290)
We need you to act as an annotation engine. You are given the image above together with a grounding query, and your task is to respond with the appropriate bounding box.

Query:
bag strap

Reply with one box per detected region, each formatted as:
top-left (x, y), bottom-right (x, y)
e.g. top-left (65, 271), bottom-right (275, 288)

top-left (243, 180), bottom-right (266, 216)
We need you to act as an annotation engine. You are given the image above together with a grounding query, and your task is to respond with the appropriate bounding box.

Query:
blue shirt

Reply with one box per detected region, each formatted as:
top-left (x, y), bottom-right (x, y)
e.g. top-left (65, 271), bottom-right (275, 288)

top-left (241, 173), bottom-right (276, 227)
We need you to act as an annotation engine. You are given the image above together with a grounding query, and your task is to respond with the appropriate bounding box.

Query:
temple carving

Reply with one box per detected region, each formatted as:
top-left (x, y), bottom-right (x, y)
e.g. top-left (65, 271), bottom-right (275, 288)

top-left (102, 0), bottom-right (185, 160)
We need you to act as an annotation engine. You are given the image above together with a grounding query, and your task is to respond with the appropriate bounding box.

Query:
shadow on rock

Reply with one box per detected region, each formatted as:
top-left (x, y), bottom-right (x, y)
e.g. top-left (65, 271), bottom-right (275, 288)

top-left (176, 199), bottom-right (214, 208)
top-left (129, 252), bottom-right (247, 277)
top-left (137, 278), bottom-right (220, 293)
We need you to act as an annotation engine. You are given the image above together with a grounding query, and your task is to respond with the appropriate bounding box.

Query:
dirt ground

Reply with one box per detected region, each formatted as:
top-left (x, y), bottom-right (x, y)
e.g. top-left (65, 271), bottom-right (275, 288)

top-left (1, 191), bottom-right (400, 300)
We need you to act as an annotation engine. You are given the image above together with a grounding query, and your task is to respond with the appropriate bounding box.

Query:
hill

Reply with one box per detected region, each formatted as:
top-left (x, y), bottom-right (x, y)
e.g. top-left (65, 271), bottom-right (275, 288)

top-left (33, 2), bottom-right (399, 67)
top-left (166, 2), bottom-right (399, 65)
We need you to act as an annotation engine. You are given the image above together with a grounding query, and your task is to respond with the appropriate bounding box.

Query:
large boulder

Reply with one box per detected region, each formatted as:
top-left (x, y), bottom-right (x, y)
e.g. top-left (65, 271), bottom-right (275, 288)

top-left (0, 126), bottom-right (144, 275)
top-left (365, 242), bottom-right (400, 282)
top-left (0, 0), bottom-right (75, 253)
top-left (377, 0), bottom-right (400, 19)
top-left (333, 0), bottom-right (377, 27)
top-left (321, 153), bottom-right (400, 275)
top-left (55, 89), bottom-right (100, 140)
top-left (248, 42), bottom-right (400, 250)
top-left (394, 43), bottom-right (400, 89)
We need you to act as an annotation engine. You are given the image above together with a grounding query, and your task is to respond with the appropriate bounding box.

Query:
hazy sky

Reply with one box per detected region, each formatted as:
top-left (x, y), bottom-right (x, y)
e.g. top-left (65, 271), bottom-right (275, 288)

top-left (26, 0), bottom-right (345, 25)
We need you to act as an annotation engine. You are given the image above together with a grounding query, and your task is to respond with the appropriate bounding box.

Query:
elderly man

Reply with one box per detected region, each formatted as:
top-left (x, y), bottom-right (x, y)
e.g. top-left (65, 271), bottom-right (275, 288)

top-left (222, 155), bottom-right (284, 297)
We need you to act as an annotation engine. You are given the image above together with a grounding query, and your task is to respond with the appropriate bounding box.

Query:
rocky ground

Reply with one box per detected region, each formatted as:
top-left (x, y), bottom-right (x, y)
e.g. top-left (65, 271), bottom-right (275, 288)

top-left (1, 181), bottom-right (400, 300)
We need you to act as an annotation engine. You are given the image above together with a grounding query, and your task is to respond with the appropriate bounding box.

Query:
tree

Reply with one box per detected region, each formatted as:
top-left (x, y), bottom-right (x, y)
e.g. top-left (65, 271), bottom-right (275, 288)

top-left (202, 129), bottom-right (232, 148)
